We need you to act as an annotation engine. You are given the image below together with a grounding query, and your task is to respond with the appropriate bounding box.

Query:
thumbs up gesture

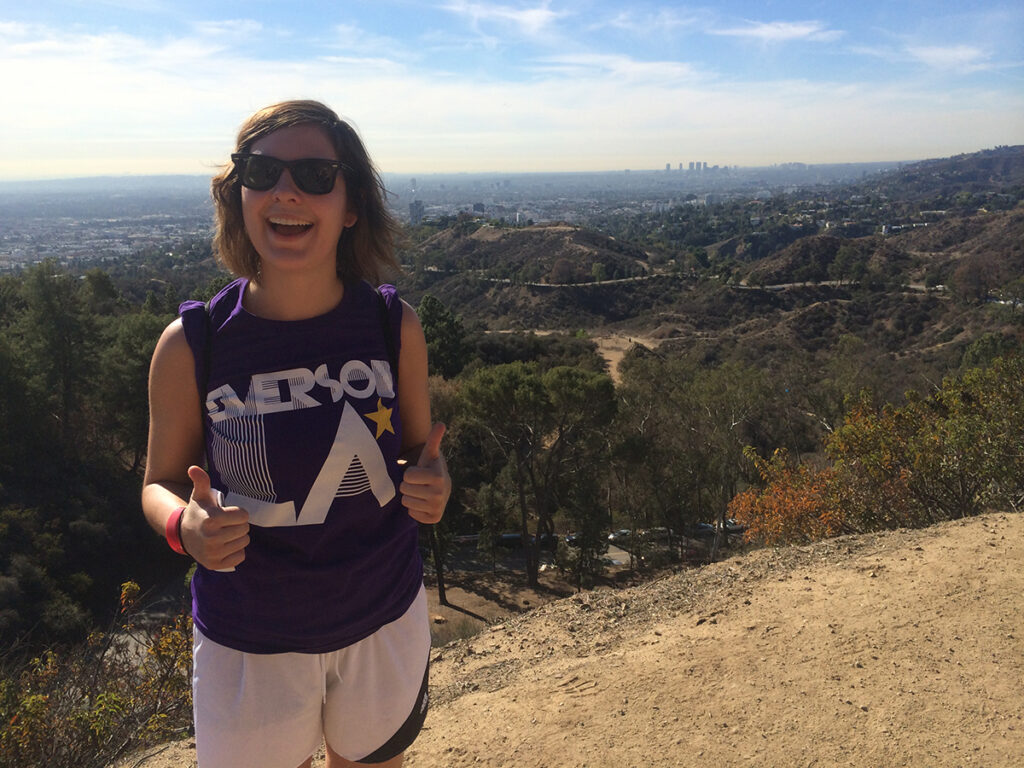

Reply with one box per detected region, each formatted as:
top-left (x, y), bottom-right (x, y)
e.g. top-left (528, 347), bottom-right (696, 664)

top-left (400, 423), bottom-right (451, 524)
top-left (180, 465), bottom-right (251, 572)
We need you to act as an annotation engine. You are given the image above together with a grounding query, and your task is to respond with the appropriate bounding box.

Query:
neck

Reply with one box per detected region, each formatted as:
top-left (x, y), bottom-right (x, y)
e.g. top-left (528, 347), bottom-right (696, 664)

top-left (244, 271), bottom-right (345, 321)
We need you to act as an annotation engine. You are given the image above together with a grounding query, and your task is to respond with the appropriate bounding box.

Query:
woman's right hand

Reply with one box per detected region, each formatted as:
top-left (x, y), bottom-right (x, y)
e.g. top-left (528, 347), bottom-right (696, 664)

top-left (181, 465), bottom-right (250, 572)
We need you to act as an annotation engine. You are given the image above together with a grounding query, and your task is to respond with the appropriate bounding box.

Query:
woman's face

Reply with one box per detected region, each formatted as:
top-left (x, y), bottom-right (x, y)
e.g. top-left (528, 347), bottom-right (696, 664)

top-left (241, 123), bottom-right (357, 281)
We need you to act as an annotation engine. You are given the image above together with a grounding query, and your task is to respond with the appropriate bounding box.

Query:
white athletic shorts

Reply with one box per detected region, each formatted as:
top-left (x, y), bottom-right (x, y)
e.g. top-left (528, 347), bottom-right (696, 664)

top-left (193, 585), bottom-right (430, 768)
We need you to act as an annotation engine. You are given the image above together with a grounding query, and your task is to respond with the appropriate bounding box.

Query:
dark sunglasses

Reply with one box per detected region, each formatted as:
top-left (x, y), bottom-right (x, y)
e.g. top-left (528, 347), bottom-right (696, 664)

top-left (231, 153), bottom-right (351, 195)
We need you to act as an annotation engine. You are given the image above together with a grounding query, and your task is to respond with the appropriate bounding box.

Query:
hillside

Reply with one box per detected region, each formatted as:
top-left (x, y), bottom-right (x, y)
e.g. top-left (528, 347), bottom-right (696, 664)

top-left (121, 511), bottom-right (1024, 768)
top-left (743, 207), bottom-right (1024, 287)
top-left (857, 145), bottom-right (1024, 201)
top-left (403, 207), bottom-right (1023, 384)
top-left (411, 221), bottom-right (649, 285)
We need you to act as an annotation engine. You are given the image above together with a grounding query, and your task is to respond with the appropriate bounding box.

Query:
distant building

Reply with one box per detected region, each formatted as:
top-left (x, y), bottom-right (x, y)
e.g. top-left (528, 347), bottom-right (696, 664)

top-left (409, 199), bottom-right (425, 225)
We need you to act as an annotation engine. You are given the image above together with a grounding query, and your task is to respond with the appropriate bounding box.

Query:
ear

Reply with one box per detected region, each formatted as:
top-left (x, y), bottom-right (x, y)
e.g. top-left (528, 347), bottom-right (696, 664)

top-left (343, 211), bottom-right (358, 228)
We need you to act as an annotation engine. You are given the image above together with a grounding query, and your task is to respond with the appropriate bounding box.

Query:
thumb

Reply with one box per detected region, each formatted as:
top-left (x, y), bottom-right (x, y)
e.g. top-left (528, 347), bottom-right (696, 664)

top-left (187, 465), bottom-right (217, 506)
top-left (416, 423), bottom-right (446, 466)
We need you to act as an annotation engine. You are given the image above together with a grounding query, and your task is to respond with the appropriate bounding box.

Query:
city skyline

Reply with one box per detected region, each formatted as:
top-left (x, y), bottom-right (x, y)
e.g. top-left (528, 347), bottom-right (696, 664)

top-left (2, 0), bottom-right (1023, 181)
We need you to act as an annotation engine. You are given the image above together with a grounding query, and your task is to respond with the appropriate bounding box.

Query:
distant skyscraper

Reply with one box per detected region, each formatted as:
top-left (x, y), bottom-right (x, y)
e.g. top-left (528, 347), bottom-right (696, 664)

top-left (665, 163), bottom-right (671, 172)
top-left (409, 199), bottom-right (425, 225)
top-left (689, 162), bottom-right (695, 171)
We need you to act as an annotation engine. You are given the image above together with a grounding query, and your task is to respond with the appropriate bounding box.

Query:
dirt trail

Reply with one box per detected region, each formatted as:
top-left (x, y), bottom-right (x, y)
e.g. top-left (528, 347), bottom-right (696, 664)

top-left (118, 511), bottom-right (1024, 768)
top-left (590, 332), bottom-right (660, 383)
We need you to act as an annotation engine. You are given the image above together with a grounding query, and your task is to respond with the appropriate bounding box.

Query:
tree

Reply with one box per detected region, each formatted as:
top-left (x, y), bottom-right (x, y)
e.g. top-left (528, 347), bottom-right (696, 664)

top-left (417, 294), bottom-right (470, 379)
top-left (611, 354), bottom-right (705, 561)
top-left (827, 356), bottom-right (1024, 528)
top-left (14, 260), bottom-right (96, 449)
top-left (0, 335), bottom-right (48, 484)
top-left (728, 448), bottom-right (846, 546)
top-left (548, 258), bottom-right (575, 284)
top-left (950, 254), bottom-right (999, 304)
top-left (97, 310), bottom-right (170, 472)
top-left (690, 362), bottom-right (773, 558)
top-left (462, 362), bottom-right (616, 587)
top-left (80, 269), bottom-right (122, 316)
top-left (611, 352), bottom-right (778, 562)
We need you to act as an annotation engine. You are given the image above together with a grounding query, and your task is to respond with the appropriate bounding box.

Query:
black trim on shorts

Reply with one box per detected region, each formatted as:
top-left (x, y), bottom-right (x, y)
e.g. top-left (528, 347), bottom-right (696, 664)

top-left (357, 659), bottom-right (430, 764)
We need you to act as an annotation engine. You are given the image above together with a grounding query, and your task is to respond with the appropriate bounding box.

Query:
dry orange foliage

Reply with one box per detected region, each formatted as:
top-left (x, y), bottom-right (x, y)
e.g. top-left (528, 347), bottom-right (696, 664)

top-left (729, 448), bottom-right (848, 546)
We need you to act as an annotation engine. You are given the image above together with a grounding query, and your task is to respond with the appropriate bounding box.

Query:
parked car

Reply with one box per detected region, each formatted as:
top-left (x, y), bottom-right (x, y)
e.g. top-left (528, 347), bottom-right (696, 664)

top-left (686, 523), bottom-right (717, 541)
top-left (608, 529), bottom-right (632, 544)
top-left (497, 532), bottom-right (533, 549)
top-left (723, 518), bottom-right (747, 534)
top-left (640, 527), bottom-right (675, 543)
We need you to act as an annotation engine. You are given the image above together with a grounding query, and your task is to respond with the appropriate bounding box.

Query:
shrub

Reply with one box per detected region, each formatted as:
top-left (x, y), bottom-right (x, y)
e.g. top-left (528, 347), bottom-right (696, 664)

top-left (729, 448), bottom-right (847, 546)
top-left (0, 582), bottom-right (192, 768)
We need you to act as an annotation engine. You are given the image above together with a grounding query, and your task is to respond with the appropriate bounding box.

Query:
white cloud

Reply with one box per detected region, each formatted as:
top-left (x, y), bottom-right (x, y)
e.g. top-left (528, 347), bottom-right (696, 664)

top-left (852, 41), bottom-right (998, 74)
top-left (319, 55), bottom-right (408, 76)
top-left (530, 53), bottom-right (700, 84)
top-left (599, 8), bottom-right (704, 35)
top-left (192, 20), bottom-right (264, 38)
top-left (441, 0), bottom-right (567, 38)
top-left (711, 20), bottom-right (843, 44)
top-left (331, 23), bottom-right (406, 57)
top-left (906, 44), bottom-right (991, 71)
top-left (0, 21), bottom-right (31, 36)
top-left (0, 21), bottom-right (1021, 179)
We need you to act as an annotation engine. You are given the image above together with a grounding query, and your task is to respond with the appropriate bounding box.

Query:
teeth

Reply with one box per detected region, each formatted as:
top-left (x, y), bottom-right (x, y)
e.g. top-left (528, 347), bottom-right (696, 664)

top-left (269, 216), bottom-right (312, 226)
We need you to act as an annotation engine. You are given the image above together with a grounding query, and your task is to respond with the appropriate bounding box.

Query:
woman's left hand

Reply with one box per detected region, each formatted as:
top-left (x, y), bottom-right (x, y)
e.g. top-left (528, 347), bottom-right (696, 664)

top-left (400, 423), bottom-right (451, 524)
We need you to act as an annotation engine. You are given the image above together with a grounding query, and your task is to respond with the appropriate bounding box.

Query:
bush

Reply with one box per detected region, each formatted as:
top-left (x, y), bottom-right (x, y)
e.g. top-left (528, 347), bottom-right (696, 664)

top-left (729, 448), bottom-right (848, 546)
top-left (732, 356), bottom-right (1024, 546)
top-left (0, 582), bottom-right (192, 768)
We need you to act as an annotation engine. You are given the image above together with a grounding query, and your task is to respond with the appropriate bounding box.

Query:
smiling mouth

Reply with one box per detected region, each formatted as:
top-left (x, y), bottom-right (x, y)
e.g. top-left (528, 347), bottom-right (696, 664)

top-left (269, 216), bottom-right (313, 236)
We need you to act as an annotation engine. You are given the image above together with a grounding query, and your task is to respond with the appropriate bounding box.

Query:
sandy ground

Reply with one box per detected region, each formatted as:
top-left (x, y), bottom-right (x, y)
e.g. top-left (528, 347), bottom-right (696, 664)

top-left (590, 333), bottom-right (660, 383)
top-left (116, 511), bottom-right (1024, 768)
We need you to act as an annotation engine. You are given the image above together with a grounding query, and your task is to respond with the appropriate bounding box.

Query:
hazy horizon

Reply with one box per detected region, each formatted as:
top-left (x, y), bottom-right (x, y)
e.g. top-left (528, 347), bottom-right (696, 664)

top-left (1, 151), bottom-right (991, 187)
top-left (3, 1), bottom-right (1023, 182)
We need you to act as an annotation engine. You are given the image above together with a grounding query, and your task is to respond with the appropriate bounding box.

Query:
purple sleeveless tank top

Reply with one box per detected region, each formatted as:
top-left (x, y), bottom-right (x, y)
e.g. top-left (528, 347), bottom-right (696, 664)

top-left (179, 278), bottom-right (422, 654)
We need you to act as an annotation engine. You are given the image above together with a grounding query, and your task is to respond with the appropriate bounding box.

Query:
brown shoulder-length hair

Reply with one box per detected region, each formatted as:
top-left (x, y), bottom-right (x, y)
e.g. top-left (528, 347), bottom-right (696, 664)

top-left (211, 100), bottom-right (402, 285)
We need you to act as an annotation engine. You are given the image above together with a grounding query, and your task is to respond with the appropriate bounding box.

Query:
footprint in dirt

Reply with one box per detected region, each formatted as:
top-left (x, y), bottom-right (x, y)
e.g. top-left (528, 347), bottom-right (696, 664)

top-left (556, 674), bottom-right (598, 697)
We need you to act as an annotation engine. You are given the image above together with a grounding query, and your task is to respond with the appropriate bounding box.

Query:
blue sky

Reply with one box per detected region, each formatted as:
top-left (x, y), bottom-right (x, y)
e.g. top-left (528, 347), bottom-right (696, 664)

top-left (2, 0), bottom-right (1022, 179)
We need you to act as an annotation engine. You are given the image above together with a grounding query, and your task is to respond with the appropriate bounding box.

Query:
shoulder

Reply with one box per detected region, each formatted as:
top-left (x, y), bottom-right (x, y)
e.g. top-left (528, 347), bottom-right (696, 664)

top-left (399, 299), bottom-right (425, 345)
top-left (151, 318), bottom-right (195, 374)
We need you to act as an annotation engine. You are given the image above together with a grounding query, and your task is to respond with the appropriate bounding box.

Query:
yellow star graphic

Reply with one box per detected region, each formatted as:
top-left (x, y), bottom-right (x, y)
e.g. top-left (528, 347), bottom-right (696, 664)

top-left (364, 398), bottom-right (395, 440)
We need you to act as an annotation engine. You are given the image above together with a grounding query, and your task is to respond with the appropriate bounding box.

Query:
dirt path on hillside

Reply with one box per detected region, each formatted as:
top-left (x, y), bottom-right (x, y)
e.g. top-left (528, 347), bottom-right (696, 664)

top-left (117, 512), bottom-right (1024, 768)
top-left (591, 333), bottom-right (660, 383)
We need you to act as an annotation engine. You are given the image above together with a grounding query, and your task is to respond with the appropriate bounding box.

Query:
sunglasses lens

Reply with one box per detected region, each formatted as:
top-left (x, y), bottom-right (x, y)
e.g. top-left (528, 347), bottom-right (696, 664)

top-left (233, 154), bottom-right (341, 194)
top-left (238, 155), bottom-right (281, 191)
top-left (291, 160), bottom-right (339, 195)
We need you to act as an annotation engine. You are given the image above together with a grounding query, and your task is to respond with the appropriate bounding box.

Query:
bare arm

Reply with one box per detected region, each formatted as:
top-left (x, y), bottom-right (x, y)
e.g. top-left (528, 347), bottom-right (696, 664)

top-left (397, 300), bottom-right (451, 524)
top-left (142, 318), bottom-right (204, 531)
top-left (141, 319), bottom-right (249, 569)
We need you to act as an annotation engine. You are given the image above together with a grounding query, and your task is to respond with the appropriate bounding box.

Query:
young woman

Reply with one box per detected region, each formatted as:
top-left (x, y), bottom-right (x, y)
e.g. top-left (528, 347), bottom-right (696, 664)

top-left (142, 100), bottom-right (450, 768)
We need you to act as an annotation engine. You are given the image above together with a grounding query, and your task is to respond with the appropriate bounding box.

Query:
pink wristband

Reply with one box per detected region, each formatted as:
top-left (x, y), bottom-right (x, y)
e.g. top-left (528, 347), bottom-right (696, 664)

top-left (165, 506), bottom-right (188, 556)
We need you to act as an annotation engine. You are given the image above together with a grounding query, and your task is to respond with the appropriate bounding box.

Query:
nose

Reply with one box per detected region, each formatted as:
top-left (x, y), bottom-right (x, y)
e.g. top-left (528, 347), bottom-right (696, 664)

top-left (270, 167), bottom-right (302, 199)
